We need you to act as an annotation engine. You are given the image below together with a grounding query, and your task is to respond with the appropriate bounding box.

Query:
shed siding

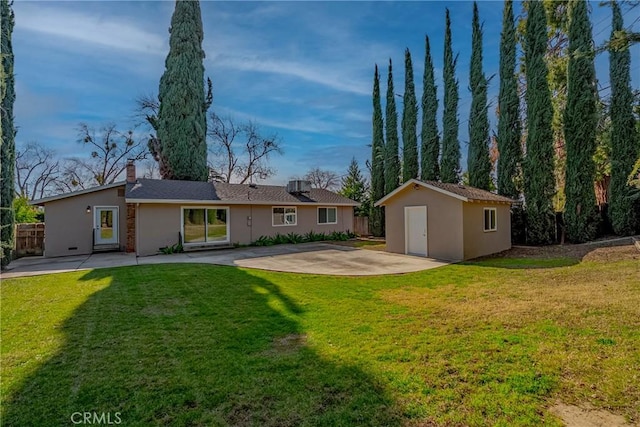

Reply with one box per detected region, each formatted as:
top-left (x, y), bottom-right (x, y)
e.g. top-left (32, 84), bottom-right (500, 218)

top-left (384, 186), bottom-right (464, 261)
top-left (43, 187), bottom-right (127, 257)
top-left (462, 203), bottom-right (512, 260)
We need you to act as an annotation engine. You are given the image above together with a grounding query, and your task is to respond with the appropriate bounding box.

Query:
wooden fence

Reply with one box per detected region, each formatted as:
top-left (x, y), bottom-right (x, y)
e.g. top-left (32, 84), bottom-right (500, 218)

top-left (14, 223), bottom-right (45, 257)
top-left (353, 216), bottom-right (369, 236)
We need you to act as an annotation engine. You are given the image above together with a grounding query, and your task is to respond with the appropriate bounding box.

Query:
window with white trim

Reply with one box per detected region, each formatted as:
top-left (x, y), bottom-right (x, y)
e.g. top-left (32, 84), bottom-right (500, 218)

top-left (272, 207), bottom-right (297, 226)
top-left (318, 207), bottom-right (337, 224)
top-left (182, 207), bottom-right (229, 244)
top-left (483, 208), bottom-right (497, 232)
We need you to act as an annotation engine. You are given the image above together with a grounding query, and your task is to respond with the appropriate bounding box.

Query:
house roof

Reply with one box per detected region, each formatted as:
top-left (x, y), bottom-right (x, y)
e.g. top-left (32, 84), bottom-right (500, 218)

top-left (125, 179), bottom-right (359, 206)
top-left (30, 181), bottom-right (126, 206)
top-left (375, 179), bottom-right (515, 206)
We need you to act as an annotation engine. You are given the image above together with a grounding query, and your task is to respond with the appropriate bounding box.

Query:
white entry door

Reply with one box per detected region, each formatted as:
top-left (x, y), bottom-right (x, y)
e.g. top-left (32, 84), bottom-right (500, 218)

top-left (94, 207), bottom-right (119, 245)
top-left (405, 206), bottom-right (428, 256)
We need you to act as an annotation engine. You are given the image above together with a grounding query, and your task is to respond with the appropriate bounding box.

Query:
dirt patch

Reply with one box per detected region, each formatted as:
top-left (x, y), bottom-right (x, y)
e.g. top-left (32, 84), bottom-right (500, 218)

top-left (262, 334), bottom-right (307, 357)
top-left (549, 403), bottom-right (635, 427)
top-left (491, 239), bottom-right (639, 262)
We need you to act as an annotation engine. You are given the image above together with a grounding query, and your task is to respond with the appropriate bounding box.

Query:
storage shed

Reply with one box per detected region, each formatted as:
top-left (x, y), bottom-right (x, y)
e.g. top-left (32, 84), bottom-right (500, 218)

top-left (375, 179), bottom-right (514, 261)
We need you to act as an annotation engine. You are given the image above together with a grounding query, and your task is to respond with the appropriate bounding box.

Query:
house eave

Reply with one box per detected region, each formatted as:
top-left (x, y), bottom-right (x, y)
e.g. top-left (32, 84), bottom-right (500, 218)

top-left (125, 198), bottom-right (359, 207)
top-left (31, 181), bottom-right (126, 206)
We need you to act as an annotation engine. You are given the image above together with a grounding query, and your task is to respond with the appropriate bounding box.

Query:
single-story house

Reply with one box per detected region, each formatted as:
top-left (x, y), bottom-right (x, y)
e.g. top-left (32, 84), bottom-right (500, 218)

top-left (375, 179), bottom-right (515, 261)
top-left (32, 162), bottom-right (358, 257)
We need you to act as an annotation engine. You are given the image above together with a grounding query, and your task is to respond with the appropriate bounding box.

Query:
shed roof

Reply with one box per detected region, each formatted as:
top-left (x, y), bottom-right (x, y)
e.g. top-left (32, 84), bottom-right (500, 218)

top-left (375, 179), bottom-right (515, 206)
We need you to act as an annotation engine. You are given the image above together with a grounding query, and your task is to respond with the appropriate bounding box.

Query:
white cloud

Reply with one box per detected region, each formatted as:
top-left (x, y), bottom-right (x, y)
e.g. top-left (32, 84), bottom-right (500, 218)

top-left (212, 53), bottom-right (370, 96)
top-left (14, 4), bottom-right (164, 55)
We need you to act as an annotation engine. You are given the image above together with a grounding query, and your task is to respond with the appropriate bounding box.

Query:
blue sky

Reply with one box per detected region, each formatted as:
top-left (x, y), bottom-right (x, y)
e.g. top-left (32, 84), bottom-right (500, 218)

top-left (12, 1), bottom-right (640, 185)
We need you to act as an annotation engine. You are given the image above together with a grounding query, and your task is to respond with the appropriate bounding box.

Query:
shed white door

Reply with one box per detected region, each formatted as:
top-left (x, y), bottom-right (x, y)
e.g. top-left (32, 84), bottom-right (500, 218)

top-left (405, 206), bottom-right (428, 256)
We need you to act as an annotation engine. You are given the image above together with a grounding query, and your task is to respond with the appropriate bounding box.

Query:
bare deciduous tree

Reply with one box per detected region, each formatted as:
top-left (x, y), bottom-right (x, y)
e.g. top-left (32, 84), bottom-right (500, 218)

top-left (66, 123), bottom-right (147, 188)
top-left (207, 114), bottom-right (283, 184)
top-left (301, 167), bottom-right (340, 191)
top-left (15, 141), bottom-right (62, 200)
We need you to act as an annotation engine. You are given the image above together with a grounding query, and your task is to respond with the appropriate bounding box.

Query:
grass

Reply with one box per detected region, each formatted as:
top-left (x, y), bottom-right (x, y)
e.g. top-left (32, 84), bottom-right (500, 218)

top-left (1, 256), bottom-right (639, 426)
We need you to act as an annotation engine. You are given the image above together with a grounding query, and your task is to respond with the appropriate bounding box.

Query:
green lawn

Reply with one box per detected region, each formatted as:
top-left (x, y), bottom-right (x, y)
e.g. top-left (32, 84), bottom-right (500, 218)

top-left (1, 255), bottom-right (638, 426)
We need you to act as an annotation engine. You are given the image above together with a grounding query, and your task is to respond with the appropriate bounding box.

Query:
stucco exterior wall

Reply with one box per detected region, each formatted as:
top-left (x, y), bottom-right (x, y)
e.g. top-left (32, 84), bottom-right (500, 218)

top-left (462, 203), bottom-right (511, 260)
top-left (43, 187), bottom-right (126, 257)
top-left (383, 186), bottom-right (464, 261)
top-left (135, 203), bottom-right (355, 256)
top-left (135, 203), bottom-right (182, 256)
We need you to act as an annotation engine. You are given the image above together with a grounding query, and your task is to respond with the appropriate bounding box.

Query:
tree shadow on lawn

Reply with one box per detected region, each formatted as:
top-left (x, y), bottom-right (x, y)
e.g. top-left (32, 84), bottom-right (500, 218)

top-left (3, 264), bottom-right (400, 426)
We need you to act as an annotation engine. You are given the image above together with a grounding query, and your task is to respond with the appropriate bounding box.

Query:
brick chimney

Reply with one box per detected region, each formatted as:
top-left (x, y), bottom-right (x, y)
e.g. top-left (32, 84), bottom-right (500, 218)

top-left (126, 160), bottom-right (136, 183)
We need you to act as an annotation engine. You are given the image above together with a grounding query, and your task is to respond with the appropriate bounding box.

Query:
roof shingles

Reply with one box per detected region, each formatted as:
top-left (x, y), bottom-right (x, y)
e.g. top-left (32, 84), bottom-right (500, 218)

top-left (126, 179), bottom-right (358, 206)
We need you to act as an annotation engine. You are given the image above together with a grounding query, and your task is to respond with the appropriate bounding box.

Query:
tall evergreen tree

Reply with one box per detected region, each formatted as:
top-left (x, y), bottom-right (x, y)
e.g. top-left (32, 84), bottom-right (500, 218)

top-left (467, 2), bottom-right (491, 190)
top-left (340, 157), bottom-right (370, 217)
top-left (563, 0), bottom-right (598, 242)
top-left (1, 0), bottom-right (15, 267)
top-left (421, 35), bottom-right (440, 182)
top-left (497, 0), bottom-right (521, 199)
top-left (370, 65), bottom-right (386, 237)
top-left (524, 0), bottom-right (556, 244)
top-left (441, 8), bottom-right (461, 184)
top-left (402, 48), bottom-right (419, 182)
top-left (385, 59), bottom-right (400, 194)
top-left (156, 0), bottom-right (212, 181)
top-left (609, 1), bottom-right (639, 235)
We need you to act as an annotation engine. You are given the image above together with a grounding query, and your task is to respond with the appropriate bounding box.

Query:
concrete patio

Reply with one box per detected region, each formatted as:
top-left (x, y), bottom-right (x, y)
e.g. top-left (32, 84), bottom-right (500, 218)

top-left (1, 243), bottom-right (450, 279)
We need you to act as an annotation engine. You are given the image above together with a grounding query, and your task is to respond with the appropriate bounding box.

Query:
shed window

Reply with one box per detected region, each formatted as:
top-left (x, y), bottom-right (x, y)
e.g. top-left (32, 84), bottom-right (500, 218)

top-left (318, 207), bottom-right (337, 224)
top-left (273, 207), bottom-right (297, 226)
top-left (483, 208), bottom-right (497, 232)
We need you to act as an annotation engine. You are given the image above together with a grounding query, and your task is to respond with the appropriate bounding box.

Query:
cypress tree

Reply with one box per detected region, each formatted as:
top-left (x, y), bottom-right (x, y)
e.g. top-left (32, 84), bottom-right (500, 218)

top-left (402, 48), bottom-right (419, 182)
top-left (609, 1), bottom-right (639, 235)
top-left (157, 0), bottom-right (211, 181)
top-left (370, 65), bottom-right (386, 237)
top-left (1, 0), bottom-right (15, 267)
top-left (497, 0), bottom-right (521, 199)
top-left (524, 0), bottom-right (556, 245)
top-left (421, 35), bottom-right (440, 182)
top-left (385, 59), bottom-right (400, 194)
top-left (441, 8), bottom-right (461, 184)
top-left (564, 0), bottom-right (598, 242)
top-left (467, 2), bottom-right (491, 190)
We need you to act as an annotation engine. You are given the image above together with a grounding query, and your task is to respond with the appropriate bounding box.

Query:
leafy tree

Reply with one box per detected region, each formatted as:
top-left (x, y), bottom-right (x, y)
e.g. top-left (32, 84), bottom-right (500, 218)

top-left (339, 157), bottom-right (370, 217)
top-left (609, 1), bottom-right (639, 235)
top-left (207, 114), bottom-right (283, 184)
top-left (401, 48), bottom-right (419, 182)
top-left (370, 65), bottom-right (385, 237)
top-left (13, 196), bottom-right (40, 223)
top-left (385, 59), bottom-right (400, 194)
top-left (441, 8), bottom-right (461, 184)
top-left (524, 0), bottom-right (556, 245)
top-left (155, 0), bottom-right (212, 181)
top-left (421, 35), bottom-right (440, 182)
top-left (1, 0), bottom-right (15, 267)
top-left (563, 0), bottom-right (598, 242)
top-left (497, 0), bottom-right (522, 199)
top-left (467, 2), bottom-right (491, 190)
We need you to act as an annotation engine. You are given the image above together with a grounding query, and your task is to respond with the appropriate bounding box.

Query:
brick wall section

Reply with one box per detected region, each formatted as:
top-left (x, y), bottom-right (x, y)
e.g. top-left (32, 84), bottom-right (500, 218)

top-left (126, 203), bottom-right (136, 253)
